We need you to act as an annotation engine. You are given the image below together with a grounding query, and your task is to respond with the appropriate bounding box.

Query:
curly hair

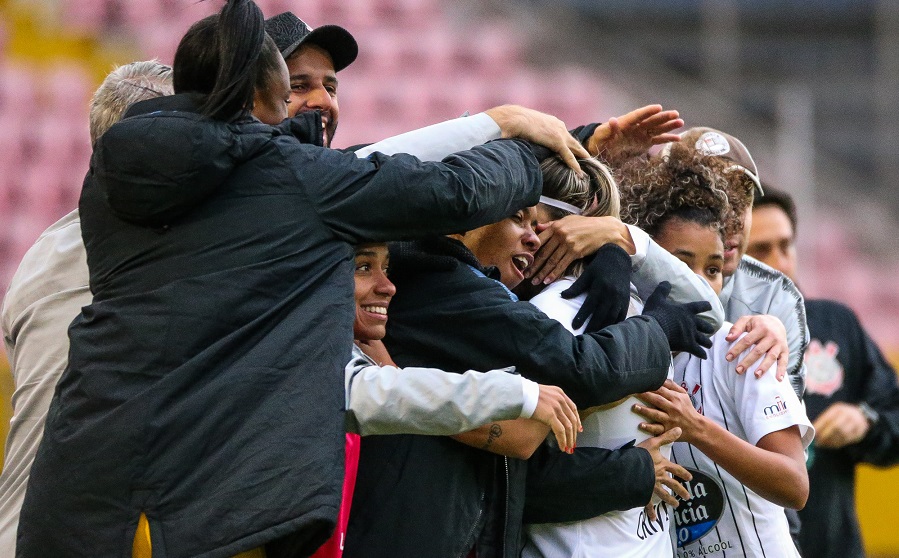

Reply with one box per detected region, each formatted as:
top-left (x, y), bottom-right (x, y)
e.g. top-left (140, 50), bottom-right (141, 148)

top-left (616, 142), bottom-right (753, 239)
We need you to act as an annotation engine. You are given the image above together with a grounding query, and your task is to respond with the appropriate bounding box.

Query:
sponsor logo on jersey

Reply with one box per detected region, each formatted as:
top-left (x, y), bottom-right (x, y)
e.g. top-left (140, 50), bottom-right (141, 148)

top-left (804, 339), bottom-right (844, 397)
top-left (763, 395), bottom-right (789, 418)
top-left (636, 501), bottom-right (670, 540)
top-left (674, 468), bottom-right (725, 547)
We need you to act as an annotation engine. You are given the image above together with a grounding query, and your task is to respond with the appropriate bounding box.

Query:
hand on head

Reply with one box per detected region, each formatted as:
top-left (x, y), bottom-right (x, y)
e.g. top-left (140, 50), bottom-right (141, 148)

top-left (485, 105), bottom-right (590, 174)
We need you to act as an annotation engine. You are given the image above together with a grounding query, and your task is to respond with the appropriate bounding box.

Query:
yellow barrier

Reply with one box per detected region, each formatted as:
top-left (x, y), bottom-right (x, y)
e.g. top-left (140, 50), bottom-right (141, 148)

top-left (0, 352), bottom-right (10, 463)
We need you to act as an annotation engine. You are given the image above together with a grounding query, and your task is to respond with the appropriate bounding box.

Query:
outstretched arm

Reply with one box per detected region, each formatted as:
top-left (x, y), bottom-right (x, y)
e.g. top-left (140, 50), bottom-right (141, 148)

top-left (346, 346), bottom-right (581, 450)
top-left (354, 105), bottom-right (589, 172)
top-left (582, 104), bottom-right (683, 165)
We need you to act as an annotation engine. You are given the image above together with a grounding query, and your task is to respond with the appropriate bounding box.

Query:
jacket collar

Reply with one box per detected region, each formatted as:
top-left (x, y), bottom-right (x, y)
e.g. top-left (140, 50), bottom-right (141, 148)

top-left (389, 237), bottom-right (502, 282)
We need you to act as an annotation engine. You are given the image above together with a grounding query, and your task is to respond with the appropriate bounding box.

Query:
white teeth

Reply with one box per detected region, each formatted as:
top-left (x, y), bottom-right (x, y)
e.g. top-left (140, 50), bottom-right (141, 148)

top-left (513, 256), bottom-right (529, 271)
top-left (362, 306), bottom-right (387, 315)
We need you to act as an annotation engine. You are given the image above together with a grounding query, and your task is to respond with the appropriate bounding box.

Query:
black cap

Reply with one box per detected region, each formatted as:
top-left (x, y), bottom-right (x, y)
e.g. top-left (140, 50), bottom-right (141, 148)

top-left (264, 12), bottom-right (358, 72)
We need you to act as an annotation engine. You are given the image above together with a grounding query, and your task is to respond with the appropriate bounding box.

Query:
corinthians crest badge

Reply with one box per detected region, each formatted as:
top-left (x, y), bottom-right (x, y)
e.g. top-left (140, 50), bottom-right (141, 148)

top-left (804, 339), bottom-right (844, 397)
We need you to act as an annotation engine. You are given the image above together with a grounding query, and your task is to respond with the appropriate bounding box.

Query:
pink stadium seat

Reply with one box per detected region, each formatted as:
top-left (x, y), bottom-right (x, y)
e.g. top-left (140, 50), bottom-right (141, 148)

top-left (369, 0), bottom-right (440, 29)
top-left (317, 0), bottom-right (378, 30)
top-left (138, 24), bottom-right (188, 64)
top-left (540, 66), bottom-right (602, 125)
top-left (120, 0), bottom-right (166, 27)
top-left (167, 0), bottom-right (218, 22)
top-left (0, 113), bottom-right (28, 169)
top-left (355, 31), bottom-right (403, 76)
top-left (20, 165), bottom-right (64, 212)
top-left (61, 0), bottom-right (111, 32)
top-left (448, 25), bottom-right (522, 79)
top-left (0, 65), bottom-right (38, 118)
top-left (46, 65), bottom-right (93, 116)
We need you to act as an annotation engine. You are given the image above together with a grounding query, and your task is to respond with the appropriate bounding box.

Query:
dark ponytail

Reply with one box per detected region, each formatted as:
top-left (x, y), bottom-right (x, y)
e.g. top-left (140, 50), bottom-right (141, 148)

top-left (201, 0), bottom-right (266, 121)
top-left (173, 0), bottom-right (284, 122)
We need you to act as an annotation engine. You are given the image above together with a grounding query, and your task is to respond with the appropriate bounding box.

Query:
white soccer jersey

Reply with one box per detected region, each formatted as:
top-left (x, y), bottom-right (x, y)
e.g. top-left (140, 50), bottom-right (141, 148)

top-left (523, 278), bottom-right (675, 558)
top-left (671, 328), bottom-right (814, 558)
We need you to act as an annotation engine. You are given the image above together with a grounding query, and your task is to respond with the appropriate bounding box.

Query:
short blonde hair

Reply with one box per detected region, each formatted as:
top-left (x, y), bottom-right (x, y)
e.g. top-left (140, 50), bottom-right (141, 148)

top-left (89, 60), bottom-right (174, 145)
top-left (538, 156), bottom-right (621, 276)
top-left (539, 156), bottom-right (620, 221)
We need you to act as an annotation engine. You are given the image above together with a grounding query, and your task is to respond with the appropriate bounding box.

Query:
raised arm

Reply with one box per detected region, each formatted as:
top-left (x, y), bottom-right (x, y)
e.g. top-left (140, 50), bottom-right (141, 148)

top-left (298, 138), bottom-right (542, 243)
top-left (582, 104), bottom-right (683, 165)
top-left (353, 112), bottom-right (502, 161)
top-left (354, 105), bottom-right (589, 171)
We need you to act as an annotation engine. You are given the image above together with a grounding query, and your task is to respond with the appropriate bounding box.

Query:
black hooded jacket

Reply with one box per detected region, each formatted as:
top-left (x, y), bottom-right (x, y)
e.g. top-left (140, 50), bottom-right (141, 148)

top-left (17, 95), bottom-right (543, 558)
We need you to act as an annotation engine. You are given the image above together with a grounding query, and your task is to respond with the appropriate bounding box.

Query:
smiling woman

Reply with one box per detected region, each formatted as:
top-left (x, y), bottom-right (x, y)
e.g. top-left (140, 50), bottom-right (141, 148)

top-left (353, 243), bottom-right (396, 343)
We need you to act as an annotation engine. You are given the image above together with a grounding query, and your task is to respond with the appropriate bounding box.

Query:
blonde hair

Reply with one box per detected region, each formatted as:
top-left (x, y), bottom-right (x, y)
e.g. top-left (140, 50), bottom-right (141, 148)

top-left (539, 156), bottom-right (620, 220)
top-left (89, 60), bottom-right (174, 145)
top-left (538, 156), bottom-right (621, 276)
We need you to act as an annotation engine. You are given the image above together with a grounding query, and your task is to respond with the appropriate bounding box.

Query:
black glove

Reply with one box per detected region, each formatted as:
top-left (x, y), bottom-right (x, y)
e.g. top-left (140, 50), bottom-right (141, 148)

top-left (561, 244), bottom-right (632, 332)
top-left (642, 281), bottom-right (716, 359)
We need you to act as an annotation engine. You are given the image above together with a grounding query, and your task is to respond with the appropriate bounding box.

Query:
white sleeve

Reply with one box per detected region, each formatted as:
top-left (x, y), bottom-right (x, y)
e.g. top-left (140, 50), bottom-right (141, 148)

top-left (626, 224), bottom-right (725, 330)
top-left (520, 377), bottom-right (540, 418)
top-left (353, 113), bottom-right (502, 161)
top-left (731, 341), bottom-right (815, 448)
top-left (344, 349), bottom-right (527, 436)
top-left (528, 278), bottom-right (584, 335)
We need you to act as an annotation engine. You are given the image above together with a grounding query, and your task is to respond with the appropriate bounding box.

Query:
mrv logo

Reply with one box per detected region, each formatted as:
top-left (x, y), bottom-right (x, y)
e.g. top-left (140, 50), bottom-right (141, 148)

top-left (674, 468), bottom-right (725, 547)
top-left (763, 396), bottom-right (788, 418)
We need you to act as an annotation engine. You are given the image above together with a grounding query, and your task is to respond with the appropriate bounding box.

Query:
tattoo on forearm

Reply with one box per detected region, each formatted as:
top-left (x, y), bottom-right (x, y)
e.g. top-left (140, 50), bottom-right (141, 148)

top-left (482, 424), bottom-right (503, 450)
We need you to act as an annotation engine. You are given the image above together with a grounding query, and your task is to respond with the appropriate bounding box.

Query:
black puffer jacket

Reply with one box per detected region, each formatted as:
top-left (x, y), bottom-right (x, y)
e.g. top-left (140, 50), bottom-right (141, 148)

top-left (17, 95), bottom-right (542, 558)
top-left (345, 237), bottom-right (670, 558)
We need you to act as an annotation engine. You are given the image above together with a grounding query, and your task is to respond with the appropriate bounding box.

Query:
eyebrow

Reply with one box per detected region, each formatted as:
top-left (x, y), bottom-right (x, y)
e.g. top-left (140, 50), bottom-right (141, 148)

top-left (289, 73), bottom-right (339, 87)
top-left (355, 250), bottom-right (379, 257)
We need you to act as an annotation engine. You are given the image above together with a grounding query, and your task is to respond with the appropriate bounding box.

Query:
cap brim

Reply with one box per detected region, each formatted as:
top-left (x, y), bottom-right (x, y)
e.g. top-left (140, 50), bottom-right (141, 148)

top-left (281, 25), bottom-right (358, 72)
top-left (725, 164), bottom-right (763, 196)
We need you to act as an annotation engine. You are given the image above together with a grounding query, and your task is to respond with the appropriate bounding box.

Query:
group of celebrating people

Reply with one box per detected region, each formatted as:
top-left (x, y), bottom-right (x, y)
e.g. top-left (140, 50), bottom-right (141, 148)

top-left (2, 0), bottom-right (899, 557)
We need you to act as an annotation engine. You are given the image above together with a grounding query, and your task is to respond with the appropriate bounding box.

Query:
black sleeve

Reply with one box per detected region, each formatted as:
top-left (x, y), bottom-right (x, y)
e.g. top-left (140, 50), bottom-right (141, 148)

top-left (849, 328), bottom-right (899, 467)
top-left (570, 123), bottom-right (600, 146)
top-left (523, 443), bottom-right (654, 524)
top-left (290, 138), bottom-right (542, 243)
top-left (340, 143), bottom-right (371, 153)
top-left (386, 268), bottom-right (671, 409)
